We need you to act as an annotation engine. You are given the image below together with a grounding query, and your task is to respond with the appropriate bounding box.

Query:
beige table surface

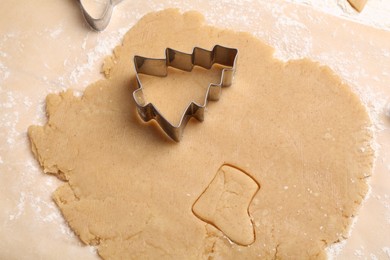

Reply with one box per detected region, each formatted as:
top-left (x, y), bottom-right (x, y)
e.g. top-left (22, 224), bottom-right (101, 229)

top-left (1, 0), bottom-right (389, 259)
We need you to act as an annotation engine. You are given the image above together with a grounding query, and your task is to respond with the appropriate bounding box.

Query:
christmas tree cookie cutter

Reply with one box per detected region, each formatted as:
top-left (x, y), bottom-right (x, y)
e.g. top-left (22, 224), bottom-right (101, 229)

top-left (133, 45), bottom-right (238, 142)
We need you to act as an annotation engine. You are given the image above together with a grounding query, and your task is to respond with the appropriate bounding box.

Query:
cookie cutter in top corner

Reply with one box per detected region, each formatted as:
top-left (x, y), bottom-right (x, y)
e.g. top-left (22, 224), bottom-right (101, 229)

top-left (77, 0), bottom-right (124, 31)
top-left (133, 45), bottom-right (239, 142)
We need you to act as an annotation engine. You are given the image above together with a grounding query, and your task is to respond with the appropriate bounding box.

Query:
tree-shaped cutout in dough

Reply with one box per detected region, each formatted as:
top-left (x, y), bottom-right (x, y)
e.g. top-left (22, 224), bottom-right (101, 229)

top-left (192, 164), bottom-right (260, 246)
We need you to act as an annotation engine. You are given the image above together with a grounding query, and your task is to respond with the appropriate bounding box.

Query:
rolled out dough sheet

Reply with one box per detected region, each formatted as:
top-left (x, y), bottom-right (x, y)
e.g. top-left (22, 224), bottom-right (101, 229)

top-left (1, 1), bottom-right (390, 260)
top-left (28, 9), bottom-right (373, 259)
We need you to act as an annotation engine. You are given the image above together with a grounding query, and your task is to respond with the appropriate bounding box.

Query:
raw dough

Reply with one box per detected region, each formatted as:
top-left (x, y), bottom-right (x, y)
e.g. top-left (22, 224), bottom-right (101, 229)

top-left (347, 0), bottom-right (368, 12)
top-left (28, 9), bottom-right (374, 259)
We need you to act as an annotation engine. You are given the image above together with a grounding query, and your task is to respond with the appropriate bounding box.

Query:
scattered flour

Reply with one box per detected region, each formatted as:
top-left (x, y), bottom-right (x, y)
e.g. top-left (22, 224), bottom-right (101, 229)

top-left (386, 103), bottom-right (390, 118)
top-left (327, 240), bottom-right (347, 260)
top-left (285, 0), bottom-right (390, 31)
top-left (49, 27), bottom-right (63, 39)
top-left (383, 247), bottom-right (390, 258)
top-left (0, 62), bottom-right (10, 83)
top-left (67, 28), bottom-right (129, 85)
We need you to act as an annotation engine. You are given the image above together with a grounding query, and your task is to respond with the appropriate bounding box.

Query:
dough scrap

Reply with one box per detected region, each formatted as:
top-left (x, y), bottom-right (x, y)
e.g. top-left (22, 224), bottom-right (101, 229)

top-left (347, 0), bottom-right (368, 12)
top-left (28, 9), bottom-right (374, 259)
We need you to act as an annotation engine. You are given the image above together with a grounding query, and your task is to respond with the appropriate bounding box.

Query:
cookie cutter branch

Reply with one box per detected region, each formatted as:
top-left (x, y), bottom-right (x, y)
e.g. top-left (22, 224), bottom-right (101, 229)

top-left (133, 45), bottom-right (238, 142)
top-left (77, 0), bottom-right (124, 31)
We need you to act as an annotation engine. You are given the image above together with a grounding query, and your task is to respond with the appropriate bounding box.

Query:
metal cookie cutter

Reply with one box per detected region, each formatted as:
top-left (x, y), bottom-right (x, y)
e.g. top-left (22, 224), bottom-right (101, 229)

top-left (133, 45), bottom-right (238, 142)
top-left (77, 0), bottom-right (124, 31)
